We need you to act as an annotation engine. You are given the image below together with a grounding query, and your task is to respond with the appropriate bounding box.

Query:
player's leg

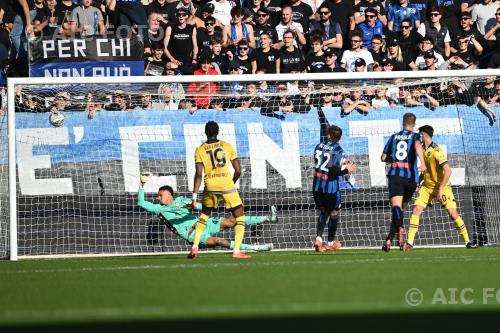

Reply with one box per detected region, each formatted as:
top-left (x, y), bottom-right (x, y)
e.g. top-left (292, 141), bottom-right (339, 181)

top-left (217, 218), bottom-right (273, 251)
top-left (383, 195), bottom-right (403, 252)
top-left (325, 192), bottom-right (342, 251)
top-left (313, 191), bottom-right (328, 253)
top-left (225, 191), bottom-right (250, 259)
top-left (398, 181), bottom-right (418, 249)
top-left (188, 193), bottom-right (215, 258)
top-left (442, 188), bottom-right (477, 248)
top-left (405, 186), bottom-right (432, 250)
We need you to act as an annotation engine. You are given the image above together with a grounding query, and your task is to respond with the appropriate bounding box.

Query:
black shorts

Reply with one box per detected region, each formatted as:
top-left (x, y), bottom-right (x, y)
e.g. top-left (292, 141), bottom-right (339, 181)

top-left (313, 191), bottom-right (341, 212)
top-left (388, 176), bottom-right (417, 203)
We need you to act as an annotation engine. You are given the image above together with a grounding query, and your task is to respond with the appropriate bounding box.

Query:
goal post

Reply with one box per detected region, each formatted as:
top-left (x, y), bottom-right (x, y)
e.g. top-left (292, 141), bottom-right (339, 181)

top-left (2, 70), bottom-right (500, 260)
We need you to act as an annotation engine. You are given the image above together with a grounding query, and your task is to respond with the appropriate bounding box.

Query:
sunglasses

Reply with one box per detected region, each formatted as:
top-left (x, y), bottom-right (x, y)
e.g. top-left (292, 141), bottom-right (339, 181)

top-left (325, 54), bottom-right (335, 58)
top-left (351, 39), bottom-right (361, 43)
top-left (460, 17), bottom-right (471, 20)
top-left (229, 68), bottom-right (239, 71)
top-left (431, 13), bottom-right (440, 17)
top-left (319, 11), bottom-right (330, 15)
top-left (365, 15), bottom-right (376, 18)
top-left (239, 47), bottom-right (248, 51)
top-left (401, 25), bottom-right (410, 29)
top-left (176, 13), bottom-right (188, 17)
top-left (205, 21), bottom-right (215, 26)
top-left (496, 13), bottom-right (500, 16)
top-left (257, 13), bottom-right (268, 17)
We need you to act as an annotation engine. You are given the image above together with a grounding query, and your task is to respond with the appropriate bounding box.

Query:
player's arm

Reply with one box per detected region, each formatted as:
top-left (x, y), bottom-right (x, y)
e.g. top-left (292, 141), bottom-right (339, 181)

top-left (381, 135), bottom-right (393, 163)
top-left (437, 162), bottom-right (452, 202)
top-left (231, 158), bottom-right (241, 183)
top-left (414, 139), bottom-right (427, 173)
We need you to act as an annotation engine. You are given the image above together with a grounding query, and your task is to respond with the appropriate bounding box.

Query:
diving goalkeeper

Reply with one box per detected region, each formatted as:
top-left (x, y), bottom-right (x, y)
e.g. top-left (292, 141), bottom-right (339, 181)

top-left (403, 125), bottom-right (477, 250)
top-left (137, 172), bottom-right (276, 251)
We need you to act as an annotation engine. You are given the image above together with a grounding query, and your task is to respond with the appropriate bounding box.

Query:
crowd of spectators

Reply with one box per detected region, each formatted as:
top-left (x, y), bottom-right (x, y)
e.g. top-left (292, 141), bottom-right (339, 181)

top-left (2, 0), bottom-right (500, 120)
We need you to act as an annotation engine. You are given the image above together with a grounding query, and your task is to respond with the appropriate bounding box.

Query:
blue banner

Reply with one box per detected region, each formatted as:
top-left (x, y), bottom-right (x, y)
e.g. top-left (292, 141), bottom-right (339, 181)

top-left (15, 105), bottom-right (499, 164)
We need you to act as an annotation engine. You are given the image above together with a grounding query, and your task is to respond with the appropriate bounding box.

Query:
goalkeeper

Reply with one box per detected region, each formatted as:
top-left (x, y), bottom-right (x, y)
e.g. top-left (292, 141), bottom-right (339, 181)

top-left (403, 125), bottom-right (477, 250)
top-left (137, 172), bottom-right (276, 251)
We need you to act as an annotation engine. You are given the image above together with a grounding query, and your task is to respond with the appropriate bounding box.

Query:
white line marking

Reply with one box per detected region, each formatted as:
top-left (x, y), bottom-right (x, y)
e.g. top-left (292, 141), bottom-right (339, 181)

top-left (5, 255), bottom-right (500, 274)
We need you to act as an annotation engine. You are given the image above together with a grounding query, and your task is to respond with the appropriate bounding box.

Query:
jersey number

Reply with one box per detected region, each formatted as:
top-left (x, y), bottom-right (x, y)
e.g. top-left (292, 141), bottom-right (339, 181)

top-left (315, 150), bottom-right (331, 172)
top-left (395, 141), bottom-right (408, 161)
top-left (207, 148), bottom-right (226, 169)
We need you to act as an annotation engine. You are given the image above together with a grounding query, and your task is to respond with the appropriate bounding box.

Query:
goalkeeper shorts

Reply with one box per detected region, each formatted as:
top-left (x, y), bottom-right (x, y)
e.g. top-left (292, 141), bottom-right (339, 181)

top-left (414, 185), bottom-right (457, 210)
top-left (187, 217), bottom-right (222, 245)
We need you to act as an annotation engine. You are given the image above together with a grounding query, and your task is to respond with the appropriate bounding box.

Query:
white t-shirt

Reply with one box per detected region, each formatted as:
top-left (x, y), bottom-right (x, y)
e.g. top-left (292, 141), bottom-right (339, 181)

top-left (340, 49), bottom-right (374, 72)
top-left (472, 3), bottom-right (497, 35)
top-left (209, 0), bottom-right (234, 26)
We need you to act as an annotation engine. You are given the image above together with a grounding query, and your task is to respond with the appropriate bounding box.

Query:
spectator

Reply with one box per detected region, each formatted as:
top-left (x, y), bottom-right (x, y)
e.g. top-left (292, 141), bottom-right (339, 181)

top-left (435, 0), bottom-right (461, 34)
top-left (261, 81), bottom-right (309, 116)
top-left (370, 34), bottom-right (384, 63)
top-left (252, 6), bottom-right (279, 48)
top-left (246, 0), bottom-right (262, 24)
top-left (48, 91), bottom-right (71, 113)
top-left (417, 7), bottom-right (451, 58)
top-left (110, 0), bottom-right (148, 38)
top-left (340, 30), bottom-right (374, 71)
top-left (341, 89), bottom-right (370, 116)
top-left (450, 34), bottom-right (481, 67)
top-left (413, 36), bottom-right (445, 69)
top-left (223, 6), bottom-right (255, 50)
top-left (322, 0), bottom-right (353, 43)
top-left (208, 35), bottom-right (229, 73)
top-left (255, 69), bottom-right (276, 100)
top-left (452, 12), bottom-right (484, 54)
top-left (372, 88), bottom-right (397, 109)
top-left (380, 57), bottom-right (397, 73)
top-left (290, 0), bottom-right (313, 33)
top-left (318, 47), bottom-right (343, 72)
top-left (305, 34), bottom-right (325, 72)
top-left (106, 91), bottom-right (132, 111)
top-left (275, 6), bottom-right (306, 47)
top-left (472, 0), bottom-right (498, 35)
top-left (484, 7), bottom-right (500, 51)
top-left (9, 0), bottom-right (35, 62)
top-left (385, 38), bottom-right (411, 70)
top-left (309, 4), bottom-right (343, 51)
top-left (154, 84), bottom-right (179, 110)
top-left (147, 0), bottom-right (171, 21)
top-left (133, 90), bottom-right (153, 111)
top-left (164, 7), bottom-right (198, 74)
top-left (208, 0), bottom-right (235, 26)
top-left (409, 85), bottom-right (439, 107)
top-left (85, 92), bottom-right (105, 118)
top-left (419, 49), bottom-right (440, 70)
top-left (352, 0), bottom-right (387, 28)
top-left (232, 40), bottom-right (253, 74)
top-left (173, 0), bottom-right (200, 18)
top-left (145, 43), bottom-right (167, 75)
top-left (395, 18), bottom-right (419, 56)
top-left (357, 7), bottom-right (383, 50)
top-left (387, 0), bottom-right (420, 32)
top-left (186, 55), bottom-right (218, 109)
top-left (197, 16), bottom-right (222, 55)
top-left (144, 12), bottom-right (167, 56)
top-left (33, 0), bottom-right (61, 37)
top-left (403, 0), bottom-right (432, 24)
top-left (252, 31), bottom-right (280, 73)
top-left (279, 29), bottom-right (305, 73)
top-left (70, 0), bottom-right (105, 36)
top-left (353, 57), bottom-right (366, 72)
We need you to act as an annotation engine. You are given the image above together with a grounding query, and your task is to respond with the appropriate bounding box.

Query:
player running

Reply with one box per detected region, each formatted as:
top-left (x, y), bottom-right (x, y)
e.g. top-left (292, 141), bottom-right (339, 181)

top-left (313, 124), bottom-right (356, 253)
top-left (190, 121), bottom-right (250, 259)
top-left (138, 172), bottom-right (277, 251)
top-left (403, 125), bottom-right (478, 250)
top-left (381, 113), bottom-right (426, 252)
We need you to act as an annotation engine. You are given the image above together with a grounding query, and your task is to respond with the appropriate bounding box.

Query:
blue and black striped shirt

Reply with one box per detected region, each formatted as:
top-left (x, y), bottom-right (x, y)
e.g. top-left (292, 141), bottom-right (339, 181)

top-left (383, 130), bottom-right (420, 182)
top-left (313, 140), bottom-right (344, 193)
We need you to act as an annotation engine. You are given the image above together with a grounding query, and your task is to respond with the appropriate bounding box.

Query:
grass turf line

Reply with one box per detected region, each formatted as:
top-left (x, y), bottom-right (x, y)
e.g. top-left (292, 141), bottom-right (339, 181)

top-left (1, 247), bottom-right (500, 330)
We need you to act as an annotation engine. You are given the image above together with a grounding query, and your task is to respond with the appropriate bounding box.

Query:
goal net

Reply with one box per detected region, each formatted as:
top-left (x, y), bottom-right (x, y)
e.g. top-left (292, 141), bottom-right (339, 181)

top-left (2, 71), bottom-right (500, 259)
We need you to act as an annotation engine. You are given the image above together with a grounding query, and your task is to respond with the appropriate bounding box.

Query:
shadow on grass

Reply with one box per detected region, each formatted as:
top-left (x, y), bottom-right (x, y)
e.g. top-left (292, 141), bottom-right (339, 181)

top-left (2, 311), bottom-right (498, 333)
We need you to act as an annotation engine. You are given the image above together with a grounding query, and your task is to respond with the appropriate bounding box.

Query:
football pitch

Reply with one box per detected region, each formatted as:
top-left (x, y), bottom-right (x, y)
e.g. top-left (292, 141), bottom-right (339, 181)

top-left (1, 247), bottom-right (500, 332)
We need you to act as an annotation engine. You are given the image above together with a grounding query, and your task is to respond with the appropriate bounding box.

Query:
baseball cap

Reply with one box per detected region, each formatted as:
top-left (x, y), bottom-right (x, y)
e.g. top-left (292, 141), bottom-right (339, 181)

top-left (176, 7), bottom-right (189, 16)
top-left (202, 3), bottom-right (215, 14)
top-left (228, 60), bottom-right (240, 69)
top-left (460, 12), bottom-right (472, 18)
top-left (354, 58), bottom-right (366, 67)
top-left (323, 48), bottom-right (337, 57)
top-left (419, 125), bottom-right (434, 138)
top-left (386, 37), bottom-right (399, 47)
top-left (423, 50), bottom-right (436, 59)
top-left (257, 6), bottom-right (270, 15)
top-left (379, 57), bottom-right (394, 66)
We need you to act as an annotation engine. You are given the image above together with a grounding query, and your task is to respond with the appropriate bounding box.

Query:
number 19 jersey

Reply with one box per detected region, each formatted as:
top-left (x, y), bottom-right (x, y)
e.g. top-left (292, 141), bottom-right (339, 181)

top-left (195, 139), bottom-right (237, 192)
top-left (383, 130), bottom-right (420, 182)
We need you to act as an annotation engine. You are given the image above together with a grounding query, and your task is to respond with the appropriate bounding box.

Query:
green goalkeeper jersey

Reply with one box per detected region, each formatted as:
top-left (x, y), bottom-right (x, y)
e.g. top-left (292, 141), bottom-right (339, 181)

top-left (137, 188), bottom-right (200, 239)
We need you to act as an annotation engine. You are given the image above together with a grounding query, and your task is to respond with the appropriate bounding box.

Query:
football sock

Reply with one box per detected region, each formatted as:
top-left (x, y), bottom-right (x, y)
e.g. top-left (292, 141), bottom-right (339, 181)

top-left (230, 241), bottom-right (252, 251)
top-left (327, 215), bottom-right (339, 242)
top-left (316, 212), bottom-right (328, 238)
top-left (387, 206), bottom-right (403, 241)
top-left (245, 216), bottom-right (265, 225)
top-left (407, 214), bottom-right (421, 245)
top-left (454, 216), bottom-right (470, 243)
top-left (193, 214), bottom-right (209, 247)
top-left (233, 215), bottom-right (246, 252)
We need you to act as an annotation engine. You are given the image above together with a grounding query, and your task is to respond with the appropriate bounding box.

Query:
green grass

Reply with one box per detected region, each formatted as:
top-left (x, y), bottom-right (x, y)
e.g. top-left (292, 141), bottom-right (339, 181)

top-left (1, 247), bottom-right (500, 332)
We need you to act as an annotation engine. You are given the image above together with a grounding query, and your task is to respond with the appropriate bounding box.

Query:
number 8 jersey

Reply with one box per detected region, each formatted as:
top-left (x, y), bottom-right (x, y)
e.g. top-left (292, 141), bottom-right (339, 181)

top-left (313, 140), bottom-right (344, 193)
top-left (195, 139), bottom-right (237, 192)
top-left (383, 130), bottom-right (421, 182)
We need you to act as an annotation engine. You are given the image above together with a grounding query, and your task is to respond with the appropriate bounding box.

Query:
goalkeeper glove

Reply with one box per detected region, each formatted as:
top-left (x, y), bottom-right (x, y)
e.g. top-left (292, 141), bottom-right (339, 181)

top-left (140, 171), bottom-right (153, 184)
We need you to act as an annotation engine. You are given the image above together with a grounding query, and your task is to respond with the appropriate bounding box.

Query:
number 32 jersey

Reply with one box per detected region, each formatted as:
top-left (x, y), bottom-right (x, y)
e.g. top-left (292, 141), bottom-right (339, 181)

top-left (383, 130), bottom-right (420, 182)
top-left (313, 141), bottom-right (344, 193)
top-left (195, 139), bottom-right (237, 192)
